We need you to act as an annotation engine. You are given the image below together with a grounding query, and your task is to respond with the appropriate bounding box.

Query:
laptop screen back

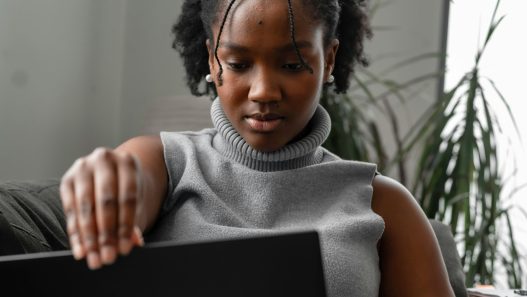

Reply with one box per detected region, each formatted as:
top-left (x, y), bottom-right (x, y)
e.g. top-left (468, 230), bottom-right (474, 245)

top-left (0, 230), bottom-right (327, 297)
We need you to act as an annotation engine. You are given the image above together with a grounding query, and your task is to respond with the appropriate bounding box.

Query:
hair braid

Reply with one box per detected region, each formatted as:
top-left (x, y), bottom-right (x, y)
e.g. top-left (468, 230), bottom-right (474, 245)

top-left (214, 0), bottom-right (237, 86)
top-left (287, 0), bottom-right (313, 74)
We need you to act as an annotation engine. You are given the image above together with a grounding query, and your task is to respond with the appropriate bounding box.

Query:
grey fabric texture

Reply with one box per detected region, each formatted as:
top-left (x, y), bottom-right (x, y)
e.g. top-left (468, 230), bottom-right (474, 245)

top-left (429, 219), bottom-right (468, 297)
top-left (147, 99), bottom-right (385, 297)
top-left (210, 99), bottom-right (330, 171)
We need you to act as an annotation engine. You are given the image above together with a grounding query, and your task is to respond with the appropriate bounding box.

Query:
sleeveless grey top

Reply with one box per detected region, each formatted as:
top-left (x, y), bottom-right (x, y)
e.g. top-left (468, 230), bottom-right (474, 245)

top-left (149, 99), bottom-right (385, 297)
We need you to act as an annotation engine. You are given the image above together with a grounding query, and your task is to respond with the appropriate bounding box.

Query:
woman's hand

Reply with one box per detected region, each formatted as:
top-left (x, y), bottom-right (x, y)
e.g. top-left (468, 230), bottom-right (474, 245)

top-left (60, 147), bottom-right (145, 270)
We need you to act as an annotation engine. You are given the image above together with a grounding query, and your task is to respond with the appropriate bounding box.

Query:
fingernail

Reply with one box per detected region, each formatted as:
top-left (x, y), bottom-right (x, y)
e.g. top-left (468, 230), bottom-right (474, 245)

top-left (119, 238), bottom-right (132, 255)
top-left (72, 244), bottom-right (83, 260)
top-left (134, 227), bottom-right (145, 246)
top-left (87, 252), bottom-right (101, 270)
top-left (101, 246), bottom-right (116, 265)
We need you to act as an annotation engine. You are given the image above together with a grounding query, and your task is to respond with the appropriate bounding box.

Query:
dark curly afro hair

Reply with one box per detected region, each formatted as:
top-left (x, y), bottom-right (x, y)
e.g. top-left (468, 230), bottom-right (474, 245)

top-left (172, 0), bottom-right (372, 98)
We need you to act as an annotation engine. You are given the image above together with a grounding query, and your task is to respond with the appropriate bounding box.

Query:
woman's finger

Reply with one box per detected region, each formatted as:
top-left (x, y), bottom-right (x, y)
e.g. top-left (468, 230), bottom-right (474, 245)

top-left (73, 165), bottom-right (101, 270)
top-left (92, 148), bottom-right (119, 265)
top-left (60, 174), bottom-right (84, 260)
top-left (116, 152), bottom-right (139, 255)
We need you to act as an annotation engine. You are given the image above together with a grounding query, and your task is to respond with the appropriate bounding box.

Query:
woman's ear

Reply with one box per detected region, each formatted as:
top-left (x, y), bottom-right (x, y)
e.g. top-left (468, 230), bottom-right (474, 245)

top-left (324, 38), bottom-right (340, 81)
top-left (206, 39), bottom-right (216, 76)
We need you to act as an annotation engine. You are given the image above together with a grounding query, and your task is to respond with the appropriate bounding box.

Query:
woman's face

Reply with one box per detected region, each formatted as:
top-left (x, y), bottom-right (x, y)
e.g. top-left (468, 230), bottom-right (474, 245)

top-left (207, 0), bottom-right (339, 152)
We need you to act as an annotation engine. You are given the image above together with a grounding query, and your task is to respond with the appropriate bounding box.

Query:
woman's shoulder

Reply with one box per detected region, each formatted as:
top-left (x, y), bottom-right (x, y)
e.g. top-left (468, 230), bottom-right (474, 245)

top-left (371, 174), bottom-right (423, 225)
top-left (117, 129), bottom-right (218, 163)
top-left (371, 174), bottom-right (455, 296)
top-left (370, 174), bottom-right (435, 251)
top-left (372, 175), bottom-right (413, 203)
top-left (160, 128), bottom-right (217, 140)
top-left (320, 148), bottom-right (378, 171)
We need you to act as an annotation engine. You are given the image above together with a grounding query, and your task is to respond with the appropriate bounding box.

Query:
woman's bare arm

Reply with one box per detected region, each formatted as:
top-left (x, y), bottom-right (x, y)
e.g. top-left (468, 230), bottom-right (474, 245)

top-left (115, 135), bottom-right (167, 233)
top-left (372, 175), bottom-right (455, 297)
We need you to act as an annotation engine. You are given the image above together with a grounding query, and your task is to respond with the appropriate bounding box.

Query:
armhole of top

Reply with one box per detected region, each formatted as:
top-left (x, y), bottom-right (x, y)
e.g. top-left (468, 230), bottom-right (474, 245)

top-left (371, 169), bottom-right (386, 251)
top-left (160, 132), bottom-right (176, 213)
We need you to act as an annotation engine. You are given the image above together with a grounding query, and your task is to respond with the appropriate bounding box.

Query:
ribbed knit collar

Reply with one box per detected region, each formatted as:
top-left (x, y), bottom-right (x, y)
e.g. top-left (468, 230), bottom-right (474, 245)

top-left (211, 98), bottom-right (331, 172)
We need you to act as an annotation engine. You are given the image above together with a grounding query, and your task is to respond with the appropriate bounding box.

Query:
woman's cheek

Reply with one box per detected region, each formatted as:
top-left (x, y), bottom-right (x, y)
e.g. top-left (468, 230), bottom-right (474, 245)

top-left (221, 74), bottom-right (250, 99)
top-left (290, 75), bottom-right (323, 101)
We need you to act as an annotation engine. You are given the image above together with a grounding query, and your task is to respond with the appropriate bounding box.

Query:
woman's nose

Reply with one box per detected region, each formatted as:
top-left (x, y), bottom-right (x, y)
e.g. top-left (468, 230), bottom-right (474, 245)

top-left (247, 68), bottom-right (282, 104)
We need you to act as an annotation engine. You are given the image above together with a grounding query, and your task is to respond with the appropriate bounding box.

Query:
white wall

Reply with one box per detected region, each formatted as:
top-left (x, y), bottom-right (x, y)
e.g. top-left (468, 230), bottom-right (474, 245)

top-left (0, 0), bottom-right (444, 182)
top-left (358, 0), bottom-right (445, 182)
top-left (0, 0), bottom-right (126, 180)
top-left (119, 0), bottom-right (212, 141)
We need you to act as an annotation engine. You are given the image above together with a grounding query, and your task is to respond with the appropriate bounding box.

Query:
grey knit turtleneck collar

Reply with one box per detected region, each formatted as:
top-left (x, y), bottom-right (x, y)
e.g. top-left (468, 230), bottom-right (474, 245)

top-left (210, 98), bottom-right (331, 172)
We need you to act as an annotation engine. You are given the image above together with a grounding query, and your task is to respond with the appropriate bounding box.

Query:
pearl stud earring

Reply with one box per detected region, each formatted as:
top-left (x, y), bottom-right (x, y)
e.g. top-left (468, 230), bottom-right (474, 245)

top-left (205, 74), bottom-right (213, 83)
top-left (327, 75), bottom-right (335, 84)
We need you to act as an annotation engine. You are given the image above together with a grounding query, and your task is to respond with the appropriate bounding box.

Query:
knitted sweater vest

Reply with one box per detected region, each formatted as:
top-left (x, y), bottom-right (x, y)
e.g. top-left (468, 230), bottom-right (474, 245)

top-left (148, 99), bottom-right (385, 297)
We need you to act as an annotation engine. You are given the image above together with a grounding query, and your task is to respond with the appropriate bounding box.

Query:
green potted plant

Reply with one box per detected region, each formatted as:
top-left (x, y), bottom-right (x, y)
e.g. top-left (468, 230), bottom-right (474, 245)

top-left (403, 0), bottom-right (522, 287)
top-left (321, 0), bottom-right (523, 288)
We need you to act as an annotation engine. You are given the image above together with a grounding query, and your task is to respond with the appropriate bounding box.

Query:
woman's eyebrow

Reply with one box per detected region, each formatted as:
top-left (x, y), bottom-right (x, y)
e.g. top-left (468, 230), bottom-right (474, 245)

top-left (219, 41), bottom-right (250, 52)
top-left (275, 41), bottom-right (313, 53)
top-left (219, 41), bottom-right (313, 53)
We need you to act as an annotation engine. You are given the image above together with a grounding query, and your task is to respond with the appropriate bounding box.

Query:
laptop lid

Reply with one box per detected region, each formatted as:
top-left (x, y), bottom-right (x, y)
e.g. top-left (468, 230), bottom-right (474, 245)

top-left (0, 230), bottom-right (327, 297)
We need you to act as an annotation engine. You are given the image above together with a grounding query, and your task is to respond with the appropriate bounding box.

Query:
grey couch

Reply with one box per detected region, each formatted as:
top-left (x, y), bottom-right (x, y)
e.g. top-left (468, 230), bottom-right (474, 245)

top-left (0, 179), bottom-right (467, 297)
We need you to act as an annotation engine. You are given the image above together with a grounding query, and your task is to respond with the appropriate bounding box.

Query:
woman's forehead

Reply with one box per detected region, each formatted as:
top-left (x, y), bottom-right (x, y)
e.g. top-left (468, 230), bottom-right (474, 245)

top-left (216, 0), bottom-right (312, 17)
top-left (212, 0), bottom-right (323, 47)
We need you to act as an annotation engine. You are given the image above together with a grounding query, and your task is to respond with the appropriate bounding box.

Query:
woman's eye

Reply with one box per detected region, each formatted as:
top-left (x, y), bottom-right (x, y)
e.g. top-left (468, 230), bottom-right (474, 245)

top-left (227, 63), bottom-right (249, 71)
top-left (283, 63), bottom-right (304, 72)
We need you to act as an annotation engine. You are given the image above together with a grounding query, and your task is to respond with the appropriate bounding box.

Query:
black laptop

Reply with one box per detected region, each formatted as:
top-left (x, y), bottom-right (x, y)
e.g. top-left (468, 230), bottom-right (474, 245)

top-left (0, 230), bottom-right (327, 297)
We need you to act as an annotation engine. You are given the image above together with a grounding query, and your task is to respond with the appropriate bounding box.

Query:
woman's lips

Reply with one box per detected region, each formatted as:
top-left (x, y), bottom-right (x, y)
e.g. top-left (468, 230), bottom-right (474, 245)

top-left (245, 114), bottom-right (284, 132)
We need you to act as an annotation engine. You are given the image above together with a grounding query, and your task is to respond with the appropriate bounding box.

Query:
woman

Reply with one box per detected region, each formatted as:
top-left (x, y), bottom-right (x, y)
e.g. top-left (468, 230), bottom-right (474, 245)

top-left (25, 0), bottom-right (454, 296)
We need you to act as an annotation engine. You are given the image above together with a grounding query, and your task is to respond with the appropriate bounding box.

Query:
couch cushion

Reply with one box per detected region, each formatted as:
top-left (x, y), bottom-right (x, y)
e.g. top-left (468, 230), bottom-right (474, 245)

top-left (0, 179), bottom-right (68, 254)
